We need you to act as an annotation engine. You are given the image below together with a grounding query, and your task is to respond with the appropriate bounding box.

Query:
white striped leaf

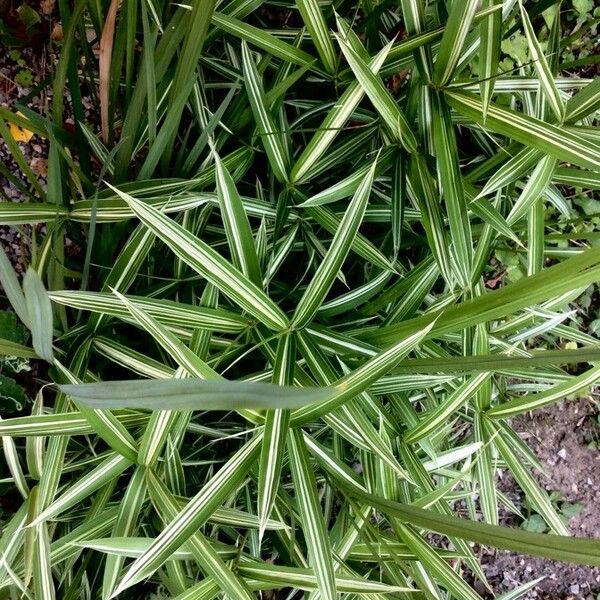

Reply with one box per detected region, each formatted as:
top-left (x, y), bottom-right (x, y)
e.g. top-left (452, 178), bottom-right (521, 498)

top-left (147, 472), bottom-right (256, 600)
top-left (431, 90), bottom-right (473, 287)
top-left (32, 454), bottom-right (132, 525)
top-left (445, 90), bottom-right (600, 171)
top-left (404, 372), bottom-right (492, 443)
top-left (565, 76), bottom-right (600, 123)
top-left (295, 0), bottom-right (336, 73)
top-left (214, 151), bottom-right (262, 286)
top-left (102, 466), bottom-right (147, 599)
top-left (487, 362), bottom-right (600, 418)
top-left (292, 320), bottom-right (433, 425)
top-left (507, 156), bottom-right (556, 225)
top-left (49, 291), bottom-right (248, 333)
top-left (288, 428), bottom-right (336, 600)
top-left (212, 12), bottom-right (316, 68)
top-left (336, 35), bottom-right (418, 152)
top-left (290, 44), bottom-right (389, 183)
top-left (431, 0), bottom-right (479, 86)
top-left (488, 421), bottom-right (569, 536)
top-left (107, 184), bottom-right (289, 330)
top-left (111, 435), bottom-right (261, 596)
top-left (292, 160), bottom-right (376, 327)
top-left (258, 332), bottom-right (295, 538)
top-left (241, 41), bottom-right (291, 183)
top-left (479, 0), bottom-right (502, 119)
top-left (518, 0), bottom-right (565, 123)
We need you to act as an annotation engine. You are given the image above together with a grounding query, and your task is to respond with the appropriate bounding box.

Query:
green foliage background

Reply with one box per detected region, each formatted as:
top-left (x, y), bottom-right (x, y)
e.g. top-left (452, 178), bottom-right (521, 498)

top-left (0, 0), bottom-right (599, 598)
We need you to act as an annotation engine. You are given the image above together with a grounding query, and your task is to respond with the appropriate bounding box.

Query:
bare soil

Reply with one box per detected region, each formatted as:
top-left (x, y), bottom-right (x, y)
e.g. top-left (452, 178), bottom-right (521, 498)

top-left (481, 399), bottom-right (600, 599)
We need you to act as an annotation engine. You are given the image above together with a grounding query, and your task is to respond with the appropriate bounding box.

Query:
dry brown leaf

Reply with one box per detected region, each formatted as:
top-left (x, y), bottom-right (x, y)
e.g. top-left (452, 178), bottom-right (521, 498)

top-left (99, 0), bottom-right (120, 144)
top-left (40, 0), bottom-right (56, 15)
top-left (30, 157), bottom-right (48, 176)
top-left (51, 23), bottom-right (63, 41)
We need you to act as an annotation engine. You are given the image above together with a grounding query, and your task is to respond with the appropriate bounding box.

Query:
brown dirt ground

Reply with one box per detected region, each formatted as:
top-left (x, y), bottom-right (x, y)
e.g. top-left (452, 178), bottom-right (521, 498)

top-left (480, 398), bottom-right (600, 599)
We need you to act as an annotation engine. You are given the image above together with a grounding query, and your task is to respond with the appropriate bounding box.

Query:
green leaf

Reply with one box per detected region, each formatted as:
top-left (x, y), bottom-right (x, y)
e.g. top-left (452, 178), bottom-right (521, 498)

top-left (445, 90), bottom-right (600, 171)
top-left (214, 150), bottom-right (262, 286)
top-left (335, 32), bottom-right (417, 152)
top-left (292, 160), bottom-right (376, 327)
top-left (60, 378), bottom-right (333, 411)
top-left (107, 184), bottom-right (289, 330)
top-left (0, 247), bottom-right (30, 328)
top-left (22, 269), bottom-right (53, 363)
top-left (288, 428), bottom-right (336, 600)
top-left (333, 467), bottom-right (600, 567)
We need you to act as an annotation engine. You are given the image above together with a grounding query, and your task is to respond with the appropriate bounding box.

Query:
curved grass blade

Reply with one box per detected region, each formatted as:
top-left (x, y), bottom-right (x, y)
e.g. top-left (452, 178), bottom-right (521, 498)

top-left (487, 363), bottom-right (600, 419)
top-left (333, 467), bottom-right (600, 566)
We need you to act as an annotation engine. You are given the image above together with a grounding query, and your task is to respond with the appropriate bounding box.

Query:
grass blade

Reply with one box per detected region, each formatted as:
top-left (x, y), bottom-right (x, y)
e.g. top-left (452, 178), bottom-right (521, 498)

top-left (215, 150), bottom-right (262, 286)
top-left (292, 160), bottom-right (377, 327)
top-left (23, 269), bottom-right (53, 363)
top-left (108, 184), bottom-right (289, 330)
top-left (288, 428), bottom-right (336, 600)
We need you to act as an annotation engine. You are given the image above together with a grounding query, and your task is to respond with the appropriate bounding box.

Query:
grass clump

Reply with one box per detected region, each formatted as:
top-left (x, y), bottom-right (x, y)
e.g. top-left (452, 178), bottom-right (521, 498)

top-left (0, 0), bottom-right (600, 598)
